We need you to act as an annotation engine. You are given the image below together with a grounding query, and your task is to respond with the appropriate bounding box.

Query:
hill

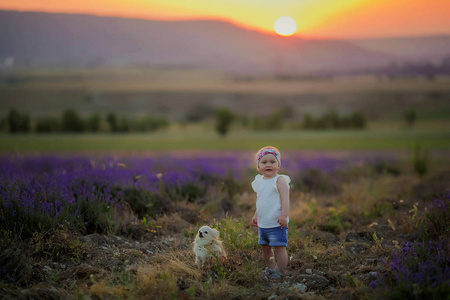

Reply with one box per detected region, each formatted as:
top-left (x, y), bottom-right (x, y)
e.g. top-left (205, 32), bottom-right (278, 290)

top-left (0, 10), bottom-right (397, 74)
top-left (350, 35), bottom-right (450, 62)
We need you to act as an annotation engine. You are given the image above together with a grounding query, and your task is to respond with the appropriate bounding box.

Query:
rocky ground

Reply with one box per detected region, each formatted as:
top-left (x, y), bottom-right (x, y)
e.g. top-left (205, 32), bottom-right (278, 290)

top-left (1, 214), bottom-right (412, 300)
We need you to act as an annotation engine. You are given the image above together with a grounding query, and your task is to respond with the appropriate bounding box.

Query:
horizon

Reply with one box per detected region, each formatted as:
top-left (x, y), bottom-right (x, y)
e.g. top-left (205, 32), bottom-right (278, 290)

top-left (1, 8), bottom-right (450, 41)
top-left (1, 0), bottom-right (450, 39)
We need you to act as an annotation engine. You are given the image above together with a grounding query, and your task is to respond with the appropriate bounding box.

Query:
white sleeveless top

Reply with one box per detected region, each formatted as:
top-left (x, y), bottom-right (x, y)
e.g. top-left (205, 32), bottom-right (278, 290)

top-left (251, 174), bottom-right (291, 228)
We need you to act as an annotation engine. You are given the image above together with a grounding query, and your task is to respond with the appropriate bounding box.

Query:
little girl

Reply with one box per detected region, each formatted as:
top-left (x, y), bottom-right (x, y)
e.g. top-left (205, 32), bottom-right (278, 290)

top-left (251, 146), bottom-right (290, 280)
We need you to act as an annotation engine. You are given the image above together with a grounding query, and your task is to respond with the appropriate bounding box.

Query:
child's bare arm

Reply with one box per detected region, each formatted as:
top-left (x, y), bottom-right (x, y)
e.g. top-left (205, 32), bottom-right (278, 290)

top-left (277, 177), bottom-right (290, 228)
top-left (252, 211), bottom-right (258, 227)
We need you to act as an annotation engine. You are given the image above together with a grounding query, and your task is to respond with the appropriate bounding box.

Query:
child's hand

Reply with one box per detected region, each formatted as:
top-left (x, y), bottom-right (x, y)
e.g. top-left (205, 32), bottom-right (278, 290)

top-left (277, 215), bottom-right (288, 229)
top-left (251, 215), bottom-right (258, 227)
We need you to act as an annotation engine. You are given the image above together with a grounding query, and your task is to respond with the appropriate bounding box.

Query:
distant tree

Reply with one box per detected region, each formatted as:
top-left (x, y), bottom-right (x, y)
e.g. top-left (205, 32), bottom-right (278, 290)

top-left (280, 105), bottom-right (295, 120)
top-left (86, 113), bottom-right (101, 132)
top-left (7, 109), bottom-right (30, 133)
top-left (302, 110), bottom-right (366, 130)
top-left (106, 112), bottom-right (119, 132)
top-left (413, 144), bottom-right (428, 177)
top-left (132, 115), bottom-right (169, 132)
top-left (251, 116), bottom-right (263, 131)
top-left (7, 109), bottom-right (21, 133)
top-left (215, 108), bottom-right (234, 137)
top-left (119, 115), bottom-right (130, 132)
top-left (61, 109), bottom-right (85, 132)
top-left (145, 115), bottom-right (168, 132)
top-left (347, 111), bottom-right (367, 129)
top-left (239, 115), bottom-right (250, 128)
top-left (0, 117), bottom-right (7, 132)
top-left (302, 113), bottom-right (314, 129)
top-left (249, 110), bottom-right (285, 131)
top-left (35, 117), bottom-right (60, 133)
top-left (404, 108), bottom-right (417, 128)
top-left (266, 111), bottom-right (284, 130)
top-left (321, 110), bottom-right (340, 129)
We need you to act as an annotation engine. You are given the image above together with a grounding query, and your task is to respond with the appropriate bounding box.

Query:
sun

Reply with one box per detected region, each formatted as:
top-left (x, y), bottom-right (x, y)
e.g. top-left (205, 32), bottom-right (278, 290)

top-left (274, 16), bottom-right (297, 36)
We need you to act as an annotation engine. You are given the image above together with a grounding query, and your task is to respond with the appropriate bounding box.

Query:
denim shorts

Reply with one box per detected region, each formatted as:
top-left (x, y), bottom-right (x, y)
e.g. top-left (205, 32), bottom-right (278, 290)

top-left (258, 226), bottom-right (288, 247)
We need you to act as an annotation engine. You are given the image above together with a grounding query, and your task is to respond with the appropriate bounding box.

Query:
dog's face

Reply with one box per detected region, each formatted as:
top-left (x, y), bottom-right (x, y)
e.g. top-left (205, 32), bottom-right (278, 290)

top-left (196, 226), bottom-right (219, 242)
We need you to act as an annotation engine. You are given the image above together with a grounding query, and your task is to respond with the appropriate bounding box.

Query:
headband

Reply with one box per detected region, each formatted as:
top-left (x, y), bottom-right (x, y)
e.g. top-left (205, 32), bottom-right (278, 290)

top-left (256, 149), bottom-right (280, 166)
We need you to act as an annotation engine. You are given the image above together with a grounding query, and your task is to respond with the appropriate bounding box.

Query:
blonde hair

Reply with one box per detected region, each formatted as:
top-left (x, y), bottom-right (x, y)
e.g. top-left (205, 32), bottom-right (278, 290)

top-left (255, 146), bottom-right (281, 170)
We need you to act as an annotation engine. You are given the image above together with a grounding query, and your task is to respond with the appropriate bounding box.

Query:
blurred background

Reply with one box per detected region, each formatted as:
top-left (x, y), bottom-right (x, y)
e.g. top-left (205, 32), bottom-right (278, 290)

top-left (0, 0), bottom-right (449, 152)
top-left (1, 3), bottom-right (450, 298)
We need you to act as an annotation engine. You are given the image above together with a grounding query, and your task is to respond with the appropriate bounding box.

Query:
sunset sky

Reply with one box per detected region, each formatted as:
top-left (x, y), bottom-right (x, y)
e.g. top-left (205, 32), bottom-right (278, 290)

top-left (1, 0), bottom-right (450, 39)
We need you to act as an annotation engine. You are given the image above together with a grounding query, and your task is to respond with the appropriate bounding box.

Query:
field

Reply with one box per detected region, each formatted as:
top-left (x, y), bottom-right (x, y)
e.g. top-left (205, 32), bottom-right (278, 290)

top-left (1, 149), bottom-right (449, 299)
top-left (2, 68), bottom-right (450, 121)
top-left (1, 69), bottom-right (449, 299)
top-left (1, 127), bottom-right (450, 153)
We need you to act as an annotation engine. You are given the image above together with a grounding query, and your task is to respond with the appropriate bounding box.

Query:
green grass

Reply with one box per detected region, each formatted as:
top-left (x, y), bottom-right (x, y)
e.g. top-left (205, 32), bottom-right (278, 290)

top-left (1, 128), bottom-right (449, 152)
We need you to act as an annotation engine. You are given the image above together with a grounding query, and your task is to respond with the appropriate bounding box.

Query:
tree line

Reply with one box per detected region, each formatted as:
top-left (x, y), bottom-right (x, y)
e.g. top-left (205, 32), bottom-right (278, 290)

top-left (216, 107), bottom-right (418, 136)
top-left (2, 107), bottom-right (418, 137)
top-left (0, 109), bottom-right (168, 133)
top-left (216, 108), bottom-right (368, 136)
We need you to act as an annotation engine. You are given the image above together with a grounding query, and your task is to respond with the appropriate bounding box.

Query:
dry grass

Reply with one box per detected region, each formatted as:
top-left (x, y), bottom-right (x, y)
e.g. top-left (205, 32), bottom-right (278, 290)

top-left (2, 152), bottom-right (449, 299)
top-left (135, 251), bottom-right (201, 299)
top-left (289, 192), bottom-right (317, 225)
top-left (84, 239), bottom-right (262, 299)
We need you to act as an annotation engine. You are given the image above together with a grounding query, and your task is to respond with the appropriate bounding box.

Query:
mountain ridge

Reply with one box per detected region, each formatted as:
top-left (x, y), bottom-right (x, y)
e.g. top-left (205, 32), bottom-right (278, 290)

top-left (1, 10), bottom-right (449, 75)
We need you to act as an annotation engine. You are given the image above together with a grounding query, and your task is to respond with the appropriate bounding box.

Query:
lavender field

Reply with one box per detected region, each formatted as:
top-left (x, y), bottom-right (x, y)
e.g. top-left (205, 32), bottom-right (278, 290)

top-left (1, 152), bottom-right (449, 299)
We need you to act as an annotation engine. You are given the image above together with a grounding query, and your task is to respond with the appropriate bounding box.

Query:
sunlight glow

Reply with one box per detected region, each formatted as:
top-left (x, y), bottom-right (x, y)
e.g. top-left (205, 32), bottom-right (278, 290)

top-left (274, 16), bottom-right (297, 36)
top-left (0, 0), bottom-right (449, 38)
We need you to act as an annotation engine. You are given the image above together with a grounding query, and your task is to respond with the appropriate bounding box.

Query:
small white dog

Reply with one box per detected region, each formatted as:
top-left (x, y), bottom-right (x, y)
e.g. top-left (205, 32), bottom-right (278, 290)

top-left (193, 225), bottom-right (227, 266)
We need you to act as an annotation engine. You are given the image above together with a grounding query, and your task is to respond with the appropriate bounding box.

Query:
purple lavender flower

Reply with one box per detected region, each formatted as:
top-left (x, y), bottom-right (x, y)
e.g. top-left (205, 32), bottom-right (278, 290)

top-left (373, 239), bottom-right (450, 297)
top-left (0, 152), bottom-right (400, 237)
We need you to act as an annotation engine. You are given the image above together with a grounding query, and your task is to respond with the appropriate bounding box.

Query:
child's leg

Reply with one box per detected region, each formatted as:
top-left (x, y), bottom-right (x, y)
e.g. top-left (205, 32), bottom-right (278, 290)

top-left (261, 245), bottom-right (276, 270)
top-left (274, 246), bottom-right (288, 274)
